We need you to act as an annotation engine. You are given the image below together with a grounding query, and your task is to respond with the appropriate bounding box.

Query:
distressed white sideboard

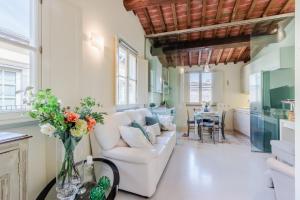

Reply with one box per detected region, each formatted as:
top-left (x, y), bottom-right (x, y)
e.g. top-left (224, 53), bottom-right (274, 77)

top-left (0, 133), bottom-right (31, 200)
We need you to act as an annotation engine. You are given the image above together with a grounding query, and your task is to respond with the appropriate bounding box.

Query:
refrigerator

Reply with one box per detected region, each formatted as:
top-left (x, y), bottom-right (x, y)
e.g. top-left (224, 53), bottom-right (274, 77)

top-left (249, 72), bottom-right (279, 152)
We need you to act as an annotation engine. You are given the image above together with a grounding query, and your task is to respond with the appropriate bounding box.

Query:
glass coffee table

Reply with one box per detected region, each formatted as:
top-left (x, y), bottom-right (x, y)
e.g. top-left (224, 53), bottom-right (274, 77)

top-left (37, 158), bottom-right (119, 200)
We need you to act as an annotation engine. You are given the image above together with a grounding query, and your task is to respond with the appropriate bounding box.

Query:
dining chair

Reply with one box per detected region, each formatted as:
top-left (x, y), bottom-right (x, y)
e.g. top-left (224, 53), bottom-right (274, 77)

top-left (199, 115), bottom-right (216, 144)
top-left (184, 108), bottom-right (195, 137)
top-left (213, 110), bottom-right (226, 140)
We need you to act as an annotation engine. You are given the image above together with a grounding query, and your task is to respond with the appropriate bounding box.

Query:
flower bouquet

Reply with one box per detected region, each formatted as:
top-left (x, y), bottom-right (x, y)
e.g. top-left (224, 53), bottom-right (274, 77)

top-left (28, 89), bottom-right (105, 199)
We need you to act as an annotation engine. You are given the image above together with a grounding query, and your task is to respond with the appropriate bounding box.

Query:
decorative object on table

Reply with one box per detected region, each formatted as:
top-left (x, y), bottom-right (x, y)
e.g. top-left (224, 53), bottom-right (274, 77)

top-left (89, 176), bottom-right (111, 200)
top-left (149, 103), bottom-right (156, 108)
top-left (204, 102), bottom-right (210, 112)
top-left (28, 89), bottom-right (105, 200)
top-left (281, 99), bottom-right (295, 121)
top-left (78, 155), bottom-right (95, 195)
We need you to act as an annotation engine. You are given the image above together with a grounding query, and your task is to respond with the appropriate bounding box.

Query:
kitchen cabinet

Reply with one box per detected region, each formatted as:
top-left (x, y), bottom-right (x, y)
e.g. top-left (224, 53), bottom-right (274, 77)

top-left (0, 133), bottom-right (31, 200)
top-left (233, 109), bottom-right (250, 137)
top-left (149, 57), bottom-right (162, 93)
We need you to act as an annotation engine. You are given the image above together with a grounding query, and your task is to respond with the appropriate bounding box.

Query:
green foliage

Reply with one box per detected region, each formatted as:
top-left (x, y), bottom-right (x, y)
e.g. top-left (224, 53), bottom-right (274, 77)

top-left (29, 89), bottom-right (67, 132)
top-left (75, 97), bottom-right (106, 124)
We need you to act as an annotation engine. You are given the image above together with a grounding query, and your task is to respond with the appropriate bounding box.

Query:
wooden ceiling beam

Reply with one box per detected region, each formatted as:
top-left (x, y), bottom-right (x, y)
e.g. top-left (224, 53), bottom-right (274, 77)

top-left (146, 12), bottom-right (294, 38)
top-left (263, 0), bottom-right (277, 17)
top-left (187, 0), bottom-right (191, 28)
top-left (144, 8), bottom-right (155, 34)
top-left (240, 0), bottom-right (257, 35)
top-left (226, 0), bottom-right (241, 37)
top-left (171, 3), bottom-right (178, 30)
top-left (225, 48), bottom-right (234, 64)
top-left (280, 0), bottom-right (294, 13)
top-left (235, 46), bottom-right (247, 63)
top-left (216, 49), bottom-right (224, 65)
top-left (157, 35), bottom-right (250, 51)
top-left (206, 49), bottom-right (212, 65)
top-left (123, 0), bottom-right (186, 11)
top-left (200, 0), bottom-right (207, 39)
top-left (198, 50), bottom-right (202, 65)
top-left (213, 0), bottom-right (225, 37)
top-left (188, 51), bottom-right (192, 67)
top-left (158, 6), bottom-right (167, 32)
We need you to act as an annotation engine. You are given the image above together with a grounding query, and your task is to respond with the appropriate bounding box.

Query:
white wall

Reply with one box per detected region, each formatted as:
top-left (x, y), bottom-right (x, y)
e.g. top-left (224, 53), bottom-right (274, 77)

top-left (2, 0), bottom-right (145, 199)
top-left (172, 62), bottom-right (249, 131)
top-left (294, 1), bottom-right (299, 199)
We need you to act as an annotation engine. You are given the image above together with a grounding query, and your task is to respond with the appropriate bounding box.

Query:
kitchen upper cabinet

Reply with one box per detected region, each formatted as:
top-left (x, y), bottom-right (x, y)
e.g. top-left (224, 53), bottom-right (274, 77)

top-left (234, 109), bottom-right (250, 137)
top-left (149, 57), bottom-right (162, 93)
top-left (251, 46), bottom-right (295, 73)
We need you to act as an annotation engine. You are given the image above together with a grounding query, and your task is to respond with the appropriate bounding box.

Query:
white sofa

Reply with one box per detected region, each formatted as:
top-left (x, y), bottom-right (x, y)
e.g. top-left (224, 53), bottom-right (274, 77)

top-left (90, 108), bottom-right (176, 197)
top-left (266, 140), bottom-right (295, 200)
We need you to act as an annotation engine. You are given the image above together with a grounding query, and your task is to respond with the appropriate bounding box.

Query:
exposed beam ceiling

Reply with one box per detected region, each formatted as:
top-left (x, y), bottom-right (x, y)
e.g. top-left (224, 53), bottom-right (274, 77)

top-left (143, 8), bottom-right (155, 33)
top-left (124, 0), bottom-right (295, 66)
top-left (155, 35), bottom-right (250, 53)
top-left (171, 3), bottom-right (178, 30)
top-left (146, 12), bottom-right (294, 38)
top-left (124, 0), bottom-right (185, 11)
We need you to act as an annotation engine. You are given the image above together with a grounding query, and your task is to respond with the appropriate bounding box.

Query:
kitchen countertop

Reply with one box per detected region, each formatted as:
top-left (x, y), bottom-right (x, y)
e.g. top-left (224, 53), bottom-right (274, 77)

top-left (235, 108), bottom-right (250, 113)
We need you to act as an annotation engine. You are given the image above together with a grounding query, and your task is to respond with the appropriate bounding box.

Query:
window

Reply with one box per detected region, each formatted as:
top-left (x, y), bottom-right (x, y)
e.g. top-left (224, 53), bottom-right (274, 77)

top-left (116, 40), bottom-right (137, 105)
top-left (0, 0), bottom-right (39, 112)
top-left (188, 72), bottom-right (212, 103)
top-left (201, 73), bottom-right (212, 102)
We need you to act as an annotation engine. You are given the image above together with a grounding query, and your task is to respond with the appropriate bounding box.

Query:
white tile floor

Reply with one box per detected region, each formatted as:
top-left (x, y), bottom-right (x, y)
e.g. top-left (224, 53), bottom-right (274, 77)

top-left (116, 132), bottom-right (275, 200)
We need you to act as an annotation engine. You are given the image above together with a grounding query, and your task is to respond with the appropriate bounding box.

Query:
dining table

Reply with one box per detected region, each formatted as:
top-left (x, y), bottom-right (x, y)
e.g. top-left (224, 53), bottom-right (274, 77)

top-left (193, 110), bottom-right (222, 140)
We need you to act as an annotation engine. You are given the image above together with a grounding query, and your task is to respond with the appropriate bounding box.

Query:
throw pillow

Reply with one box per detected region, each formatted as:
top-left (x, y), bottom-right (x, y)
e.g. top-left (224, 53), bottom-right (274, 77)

top-left (145, 123), bottom-right (161, 137)
top-left (145, 116), bottom-right (159, 126)
top-left (157, 115), bottom-right (174, 131)
top-left (131, 121), bottom-right (150, 141)
top-left (119, 126), bottom-right (152, 148)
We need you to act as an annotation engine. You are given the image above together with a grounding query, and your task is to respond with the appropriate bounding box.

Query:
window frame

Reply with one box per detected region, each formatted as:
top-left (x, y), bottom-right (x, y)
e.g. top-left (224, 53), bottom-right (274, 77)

top-left (0, 0), bottom-right (41, 126)
top-left (188, 72), bottom-right (213, 104)
top-left (116, 38), bottom-right (138, 107)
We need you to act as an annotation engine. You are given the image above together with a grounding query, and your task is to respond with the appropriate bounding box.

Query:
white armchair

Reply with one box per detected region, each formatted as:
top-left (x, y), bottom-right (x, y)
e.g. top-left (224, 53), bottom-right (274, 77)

top-left (266, 140), bottom-right (295, 200)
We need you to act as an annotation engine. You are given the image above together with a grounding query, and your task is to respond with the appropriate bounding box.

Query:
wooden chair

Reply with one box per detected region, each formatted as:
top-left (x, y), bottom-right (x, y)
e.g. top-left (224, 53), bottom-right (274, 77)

top-left (183, 108), bottom-right (196, 137)
top-left (213, 110), bottom-right (226, 141)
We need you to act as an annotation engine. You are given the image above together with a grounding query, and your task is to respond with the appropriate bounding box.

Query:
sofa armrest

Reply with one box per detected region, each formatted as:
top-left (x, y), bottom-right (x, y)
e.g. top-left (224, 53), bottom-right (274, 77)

top-left (267, 158), bottom-right (295, 178)
top-left (103, 147), bottom-right (160, 164)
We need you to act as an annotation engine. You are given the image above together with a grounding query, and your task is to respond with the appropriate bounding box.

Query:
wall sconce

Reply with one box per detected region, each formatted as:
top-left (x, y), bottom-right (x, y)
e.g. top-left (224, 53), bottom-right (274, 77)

top-left (90, 32), bottom-right (104, 51)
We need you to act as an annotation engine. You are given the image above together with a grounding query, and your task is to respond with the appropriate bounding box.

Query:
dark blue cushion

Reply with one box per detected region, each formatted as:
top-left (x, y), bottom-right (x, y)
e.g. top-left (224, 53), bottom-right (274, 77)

top-left (131, 121), bottom-right (150, 141)
top-left (145, 116), bottom-right (159, 126)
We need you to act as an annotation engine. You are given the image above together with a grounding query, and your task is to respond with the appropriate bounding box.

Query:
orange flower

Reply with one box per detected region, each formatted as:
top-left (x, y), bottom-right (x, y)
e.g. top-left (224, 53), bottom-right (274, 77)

top-left (86, 116), bottom-right (96, 133)
top-left (65, 112), bottom-right (80, 122)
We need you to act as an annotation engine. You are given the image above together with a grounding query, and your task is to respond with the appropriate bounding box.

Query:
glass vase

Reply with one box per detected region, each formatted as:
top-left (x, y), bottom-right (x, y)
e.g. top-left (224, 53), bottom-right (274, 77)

top-left (56, 138), bottom-right (81, 200)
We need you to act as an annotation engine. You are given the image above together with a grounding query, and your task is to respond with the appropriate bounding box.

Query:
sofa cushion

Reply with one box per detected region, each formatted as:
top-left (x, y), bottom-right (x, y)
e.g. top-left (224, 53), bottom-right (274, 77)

top-left (157, 131), bottom-right (176, 145)
top-left (137, 108), bottom-right (153, 117)
top-left (144, 124), bottom-right (159, 144)
top-left (112, 112), bottom-right (132, 126)
top-left (125, 110), bottom-right (145, 125)
top-left (131, 121), bottom-right (150, 141)
top-left (145, 116), bottom-right (159, 126)
top-left (103, 144), bottom-right (165, 164)
top-left (144, 123), bottom-right (161, 136)
top-left (119, 126), bottom-right (152, 148)
top-left (94, 115), bottom-right (120, 150)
